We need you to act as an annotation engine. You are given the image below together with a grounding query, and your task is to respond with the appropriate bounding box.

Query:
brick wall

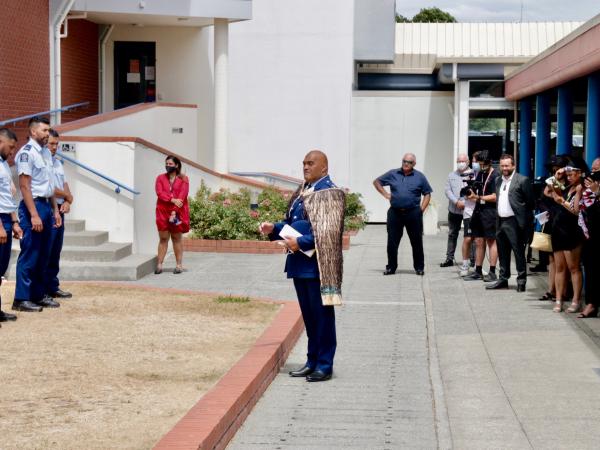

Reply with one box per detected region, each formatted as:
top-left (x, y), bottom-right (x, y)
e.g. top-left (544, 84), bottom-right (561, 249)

top-left (60, 19), bottom-right (99, 123)
top-left (0, 0), bottom-right (50, 143)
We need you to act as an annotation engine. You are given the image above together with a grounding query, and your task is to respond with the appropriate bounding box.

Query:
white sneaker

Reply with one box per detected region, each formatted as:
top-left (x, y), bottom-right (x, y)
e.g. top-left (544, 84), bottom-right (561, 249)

top-left (459, 264), bottom-right (470, 277)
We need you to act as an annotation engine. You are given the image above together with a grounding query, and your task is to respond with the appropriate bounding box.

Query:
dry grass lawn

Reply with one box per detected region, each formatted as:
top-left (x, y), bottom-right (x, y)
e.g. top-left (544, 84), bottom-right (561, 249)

top-left (0, 283), bottom-right (279, 450)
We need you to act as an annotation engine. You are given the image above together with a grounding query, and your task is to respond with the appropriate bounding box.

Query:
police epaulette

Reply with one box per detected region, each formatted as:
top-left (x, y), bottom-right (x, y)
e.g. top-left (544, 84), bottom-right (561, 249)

top-left (23, 145), bottom-right (31, 151)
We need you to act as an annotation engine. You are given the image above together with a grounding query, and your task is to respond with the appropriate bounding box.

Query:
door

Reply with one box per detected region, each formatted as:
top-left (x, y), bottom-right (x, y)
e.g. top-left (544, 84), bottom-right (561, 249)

top-left (114, 41), bottom-right (156, 109)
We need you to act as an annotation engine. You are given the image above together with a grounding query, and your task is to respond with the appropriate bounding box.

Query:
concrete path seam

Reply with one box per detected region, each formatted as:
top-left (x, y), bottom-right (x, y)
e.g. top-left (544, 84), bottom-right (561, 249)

top-left (458, 279), bottom-right (535, 450)
top-left (422, 274), bottom-right (453, 450)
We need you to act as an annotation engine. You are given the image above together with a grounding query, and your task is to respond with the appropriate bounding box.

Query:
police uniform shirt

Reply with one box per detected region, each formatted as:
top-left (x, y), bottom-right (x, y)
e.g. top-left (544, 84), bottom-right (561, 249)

top-left (15, 138), bottom-right (54, 198)
top-left (377, 168), bottom-right (433, 209)
top-left (51, 156), bottom-right (65, 205)
top-left (0, 158), bottom-right (16, 213)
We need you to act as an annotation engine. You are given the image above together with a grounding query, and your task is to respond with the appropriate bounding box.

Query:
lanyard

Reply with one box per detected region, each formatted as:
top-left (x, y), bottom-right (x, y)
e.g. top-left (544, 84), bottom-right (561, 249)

top-left (482, 167), bottom-right (494, 194)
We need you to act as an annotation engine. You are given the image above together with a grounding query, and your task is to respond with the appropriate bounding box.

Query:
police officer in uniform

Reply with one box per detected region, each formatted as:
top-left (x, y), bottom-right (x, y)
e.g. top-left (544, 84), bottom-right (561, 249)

top-left (44, 129), bottom-right (73, 299)
top-left (0, 128), bottom-right (23, 324)
top-left (259, 150), bottom-right (337, 382)
top-left (13, 117), bottom-right (62, 312)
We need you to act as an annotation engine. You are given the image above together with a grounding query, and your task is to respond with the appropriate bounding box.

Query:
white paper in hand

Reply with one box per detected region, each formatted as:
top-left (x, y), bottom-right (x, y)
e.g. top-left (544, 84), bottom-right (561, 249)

top-left (279, 224), bottom-right (315, 257)
top-left (535, 211), bottom-right (549, 225)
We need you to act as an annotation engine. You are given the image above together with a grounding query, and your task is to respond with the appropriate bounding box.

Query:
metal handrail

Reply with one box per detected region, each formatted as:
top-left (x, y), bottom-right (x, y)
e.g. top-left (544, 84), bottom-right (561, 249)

top-left (0, 101), bottom-right (91, 127)
top-left (57, 150), bottom-right (140, 195)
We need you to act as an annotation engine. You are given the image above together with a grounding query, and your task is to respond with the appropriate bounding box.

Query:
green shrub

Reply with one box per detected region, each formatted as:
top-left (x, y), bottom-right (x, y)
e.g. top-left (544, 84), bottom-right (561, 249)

top-left (189, 182), bottom-right (368, 239)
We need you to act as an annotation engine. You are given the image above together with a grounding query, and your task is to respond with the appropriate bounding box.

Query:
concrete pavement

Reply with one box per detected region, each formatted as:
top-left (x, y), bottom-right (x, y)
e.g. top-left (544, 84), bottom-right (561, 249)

top-left (133, 225), bottom-right (600, 449)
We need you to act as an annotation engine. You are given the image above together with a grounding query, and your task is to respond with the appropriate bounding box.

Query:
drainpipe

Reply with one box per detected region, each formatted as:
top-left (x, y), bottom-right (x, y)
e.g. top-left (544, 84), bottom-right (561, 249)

top-left (50, 0), bottom-right (75, 125)
top-left (99, 25), bottom-right (115, 113)
top-left (452, 63), bottom-right (459, 162)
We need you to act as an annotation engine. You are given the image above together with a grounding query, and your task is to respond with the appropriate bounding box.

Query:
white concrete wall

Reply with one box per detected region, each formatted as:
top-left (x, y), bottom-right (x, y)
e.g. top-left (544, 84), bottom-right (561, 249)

top-left (227, 0), bottom-right (355, 186)
top-left (350, 92), bottom-right (455, 230)
top-left (60, 139), bottom-right (266, 254)
top-left (63, 106), bottom-right (199, 161)
top-left (102, 26), bottom-right (214, 165)
top-left (62, 141), bottom-right (136, 244)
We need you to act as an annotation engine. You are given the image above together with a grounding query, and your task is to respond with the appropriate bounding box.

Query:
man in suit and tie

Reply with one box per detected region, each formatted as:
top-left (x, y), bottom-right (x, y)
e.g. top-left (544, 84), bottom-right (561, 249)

top-left (487, 153), bottom-right (535, 292)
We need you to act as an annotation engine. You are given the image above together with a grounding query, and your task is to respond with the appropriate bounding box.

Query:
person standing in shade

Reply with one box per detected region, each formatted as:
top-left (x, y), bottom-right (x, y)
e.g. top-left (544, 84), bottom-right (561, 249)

top-left (486, 154), bottom-right (534, 292)
top-left (13, 117), bottom-right (61, 312)
top-left (374, 153), bottom-right (432, 276)
top-left (440, 153), bottom-right (470, 267)
top-left (259, 150), bottom-right (339, 382)
top-left (43, 129), bottom-right (73, 299)
top-left (463, 150), bottom-right (499, 282)
top-left (0, 129), bottom-right (23, 325)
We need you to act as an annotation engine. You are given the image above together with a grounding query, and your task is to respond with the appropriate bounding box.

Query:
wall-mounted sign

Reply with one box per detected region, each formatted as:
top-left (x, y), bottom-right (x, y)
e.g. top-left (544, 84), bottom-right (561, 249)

top-left (127, 73), bottom-right (141, 83)
top-left (129, 59), bottom-right (140, 73)
top-left (145, 66), bottom-right (155, 80)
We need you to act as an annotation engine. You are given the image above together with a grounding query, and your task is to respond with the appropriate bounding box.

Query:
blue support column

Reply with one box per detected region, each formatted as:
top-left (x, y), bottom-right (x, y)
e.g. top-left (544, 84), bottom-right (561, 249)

top-left (586, 72), bottom-right (600, 167)
top-left (535, 93), bottom-right (551, 178)
top-left (518, 99), bottom-right (532, 177)
top-left (557, 86), bottom-right (573, 155)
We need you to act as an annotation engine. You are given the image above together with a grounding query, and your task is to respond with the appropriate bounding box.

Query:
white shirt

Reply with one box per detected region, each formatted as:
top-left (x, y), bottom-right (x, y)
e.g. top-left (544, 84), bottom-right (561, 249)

top-left (15, 138), bottom-right (54, 198)
top-left (51, 156), bottom-right (66, 205)
top-left (0, 159), bottom-right (16, 213)
top-left (498, 173), bottom-right (515, 218)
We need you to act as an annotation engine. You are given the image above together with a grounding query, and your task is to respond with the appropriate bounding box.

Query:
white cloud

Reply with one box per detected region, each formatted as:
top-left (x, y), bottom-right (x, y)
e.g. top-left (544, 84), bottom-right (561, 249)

top-left (397, 0), bottom-right (600, 22)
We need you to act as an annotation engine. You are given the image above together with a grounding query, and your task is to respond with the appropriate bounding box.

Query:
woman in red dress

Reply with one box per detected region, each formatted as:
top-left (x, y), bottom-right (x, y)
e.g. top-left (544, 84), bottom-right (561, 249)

top-left (155, 155), bottom-right (190, 274)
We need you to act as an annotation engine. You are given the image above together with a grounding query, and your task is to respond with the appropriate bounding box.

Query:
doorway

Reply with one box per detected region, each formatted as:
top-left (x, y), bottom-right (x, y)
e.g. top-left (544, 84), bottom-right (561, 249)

top-left (114, 41), bottom-right (156, 109)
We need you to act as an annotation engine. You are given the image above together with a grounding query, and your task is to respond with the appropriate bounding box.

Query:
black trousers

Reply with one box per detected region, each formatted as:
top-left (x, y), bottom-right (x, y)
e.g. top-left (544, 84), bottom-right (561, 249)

top-left (386, 206), bottom-right (424, 271)
top-left (583, 244), bottom-right (599, 309)
top-left (496, 216), bottom-right (527, 283)
top-left (446, 211), bottom-right (463, 261)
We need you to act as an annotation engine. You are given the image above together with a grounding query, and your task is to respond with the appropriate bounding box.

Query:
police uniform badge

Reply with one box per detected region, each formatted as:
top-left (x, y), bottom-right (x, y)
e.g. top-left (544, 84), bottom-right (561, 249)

top-left (20, 153), bottom-right (29, 162)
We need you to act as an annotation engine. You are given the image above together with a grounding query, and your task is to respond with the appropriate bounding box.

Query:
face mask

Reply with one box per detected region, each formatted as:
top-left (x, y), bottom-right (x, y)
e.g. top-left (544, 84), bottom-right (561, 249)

top-left (457, 162), bottom-right (468, 171)
top-left (165, 166), bottom-right (177, 174)
top-left (472, 162), bottom-right (480, 172)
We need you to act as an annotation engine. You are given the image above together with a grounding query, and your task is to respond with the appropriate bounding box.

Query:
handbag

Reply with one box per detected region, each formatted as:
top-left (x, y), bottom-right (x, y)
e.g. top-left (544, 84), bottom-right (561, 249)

top-left (530, 224), bottom-right (552, 252)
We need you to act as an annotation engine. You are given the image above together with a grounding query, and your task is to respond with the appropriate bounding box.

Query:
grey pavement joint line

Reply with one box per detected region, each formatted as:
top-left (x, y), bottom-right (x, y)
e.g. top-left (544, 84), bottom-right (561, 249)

top-left (458, 278), bottom-right (535, 450)
top-left (423, 274), bottom-right (453, 450)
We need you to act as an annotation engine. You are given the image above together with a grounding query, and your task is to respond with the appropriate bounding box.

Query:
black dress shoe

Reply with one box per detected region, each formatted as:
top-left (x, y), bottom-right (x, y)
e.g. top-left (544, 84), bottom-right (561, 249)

top-left (12, 301), bottom-right (43, 312)
top-left (486, 280), bottom-right (509, 290)
top-left (383, 268), bottom-right (396, 275)
top-left (36, 296), bottom-right (60, 308)
top-left (439, 259), bottom-right (454, 268)
top-left (289, 366), bottom-right (314, 377)
top-left (0, 310), bottom-right (17, 321)
top-left (516, 283), bottom-right (526, 292)
top-left (50, 289), bottom-right (72, 298)
top-left (415, 270), bottom-right (425, 276)
top-left (306, 370), bottom-right (332, 382)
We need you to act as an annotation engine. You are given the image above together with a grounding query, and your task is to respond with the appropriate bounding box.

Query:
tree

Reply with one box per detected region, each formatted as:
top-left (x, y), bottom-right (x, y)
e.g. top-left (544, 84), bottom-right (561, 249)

top-left (395, 13), bottom-right (410, 23)
top-left (412, 7), bottom-right (457, 23)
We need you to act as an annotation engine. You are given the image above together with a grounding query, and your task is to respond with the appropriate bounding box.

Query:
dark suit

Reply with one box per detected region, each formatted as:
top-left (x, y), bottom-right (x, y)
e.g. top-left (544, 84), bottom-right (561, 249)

top-left (495, 172), bottom-right (534, 284)
top-left (270, 175), bottom-right (337, 374)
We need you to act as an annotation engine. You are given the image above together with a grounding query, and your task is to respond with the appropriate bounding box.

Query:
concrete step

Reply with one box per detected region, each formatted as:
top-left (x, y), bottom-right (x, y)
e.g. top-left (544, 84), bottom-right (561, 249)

top-left (64, 219), bottom-right (86, 232)
top-left (7, 254), bottom-right (157, 281)
top-left (10, 242), bottom-right (132, 262)
top-left (63, 230), bottom-right (108, 246)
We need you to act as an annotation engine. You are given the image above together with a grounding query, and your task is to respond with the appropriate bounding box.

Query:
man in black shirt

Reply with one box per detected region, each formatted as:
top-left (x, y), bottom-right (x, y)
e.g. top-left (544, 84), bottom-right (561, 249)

top-left (463, 151), bottom-right (499, 282)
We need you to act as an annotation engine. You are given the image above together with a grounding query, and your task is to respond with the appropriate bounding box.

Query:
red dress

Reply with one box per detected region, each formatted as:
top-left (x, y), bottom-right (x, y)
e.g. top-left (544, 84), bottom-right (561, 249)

top-left (155, 173), bottom-right (190, 233)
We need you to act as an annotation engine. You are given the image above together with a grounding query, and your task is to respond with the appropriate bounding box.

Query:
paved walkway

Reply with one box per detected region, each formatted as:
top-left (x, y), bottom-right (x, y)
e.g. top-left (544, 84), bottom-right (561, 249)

top-left (134, 226), bottom-right (600, 449)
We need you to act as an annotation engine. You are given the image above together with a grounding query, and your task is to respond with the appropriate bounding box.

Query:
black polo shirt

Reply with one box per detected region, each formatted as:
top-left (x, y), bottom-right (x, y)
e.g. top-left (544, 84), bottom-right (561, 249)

top-left (377, 168), bottom-right (433, 209)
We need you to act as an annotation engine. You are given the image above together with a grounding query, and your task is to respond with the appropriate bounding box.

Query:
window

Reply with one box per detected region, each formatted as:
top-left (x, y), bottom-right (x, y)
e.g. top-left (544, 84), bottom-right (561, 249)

top-left (469, 81), bottom-right (505, 99)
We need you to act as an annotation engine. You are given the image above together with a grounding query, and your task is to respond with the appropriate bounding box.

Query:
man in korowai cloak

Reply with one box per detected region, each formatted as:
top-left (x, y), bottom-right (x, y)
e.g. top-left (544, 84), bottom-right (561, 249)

top-left (260, 150), bottom-right (345, 382)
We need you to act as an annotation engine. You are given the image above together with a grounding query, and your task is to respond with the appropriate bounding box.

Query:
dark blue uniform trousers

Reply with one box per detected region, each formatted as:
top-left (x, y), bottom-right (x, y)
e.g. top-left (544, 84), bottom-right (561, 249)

top-left (293, 278), bottom-right (336, 374)
top-left (44, 211), bottom-right (64, 294)
top-left (15, 199), bottom-right (53, 302)
top-left (0, 213), bottom-right (13, 310)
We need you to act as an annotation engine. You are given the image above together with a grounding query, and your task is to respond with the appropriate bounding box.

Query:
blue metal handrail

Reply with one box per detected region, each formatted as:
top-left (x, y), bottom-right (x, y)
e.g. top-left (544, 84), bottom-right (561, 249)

top-left (0, 101), bottom-right (91, 127)
top-left (57, 150), bottom-right (140, 195)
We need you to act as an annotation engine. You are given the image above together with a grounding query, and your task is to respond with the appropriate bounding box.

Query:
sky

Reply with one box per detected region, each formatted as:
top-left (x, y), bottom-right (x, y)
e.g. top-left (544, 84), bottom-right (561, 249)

top-left (396, 0), bottom-right (600, 22)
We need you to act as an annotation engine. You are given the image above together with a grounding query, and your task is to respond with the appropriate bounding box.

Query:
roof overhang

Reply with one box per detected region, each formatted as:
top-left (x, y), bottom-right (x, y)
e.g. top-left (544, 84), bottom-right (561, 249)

top-left (505, 14), bottom-right (600, 101)
top-left (71, 0), bottom-right (252, 27)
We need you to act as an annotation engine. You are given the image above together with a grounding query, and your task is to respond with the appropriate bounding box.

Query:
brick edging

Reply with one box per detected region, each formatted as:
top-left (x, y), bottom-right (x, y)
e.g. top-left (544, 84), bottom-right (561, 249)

top-left (153, 301), bottom-right (304, 450)
top-left (184, 234), bottom-right (351, 254)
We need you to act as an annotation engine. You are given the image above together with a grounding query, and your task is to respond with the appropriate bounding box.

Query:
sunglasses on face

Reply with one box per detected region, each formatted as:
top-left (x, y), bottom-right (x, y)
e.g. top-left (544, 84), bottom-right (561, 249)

top-left (402, 160), bottom-right (415, 165)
